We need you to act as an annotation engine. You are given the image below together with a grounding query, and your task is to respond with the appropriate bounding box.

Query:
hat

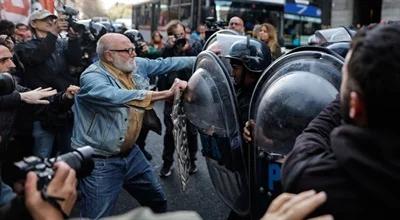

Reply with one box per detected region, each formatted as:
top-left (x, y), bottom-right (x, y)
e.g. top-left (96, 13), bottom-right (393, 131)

top-left (29, 10), bottom-right (57, 24)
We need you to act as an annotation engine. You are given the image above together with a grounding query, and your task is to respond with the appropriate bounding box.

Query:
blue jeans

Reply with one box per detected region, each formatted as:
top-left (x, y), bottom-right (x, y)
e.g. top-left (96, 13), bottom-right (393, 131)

top-left (78, 146), bottom-right (167, 219)
top-left (0, 180), bottom-right (15, 206)
top-left (32, 121), bottom-right (72, 158)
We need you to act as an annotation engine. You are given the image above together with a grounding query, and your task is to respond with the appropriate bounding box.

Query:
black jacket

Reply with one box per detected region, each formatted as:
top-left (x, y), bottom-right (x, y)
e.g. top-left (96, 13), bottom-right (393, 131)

top-left (14, 33), bottom-right (81, 128)
top-left (0, 85), bottom-right (30, 157)
top-left (282, 97), bottom-right (400, 219)
top-left (14, 33), bottom-right (81, 91)
top-left (157, 39), bottom-right (201, 91)
top-left (0, 85), bottom-right (73, 159)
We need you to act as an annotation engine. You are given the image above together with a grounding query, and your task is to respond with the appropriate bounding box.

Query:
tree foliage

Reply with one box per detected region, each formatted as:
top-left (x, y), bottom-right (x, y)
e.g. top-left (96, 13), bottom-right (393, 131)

top-left (76, 0), bottom-right (106, 19)
top-left (107, 3), bottom-right (131, 20)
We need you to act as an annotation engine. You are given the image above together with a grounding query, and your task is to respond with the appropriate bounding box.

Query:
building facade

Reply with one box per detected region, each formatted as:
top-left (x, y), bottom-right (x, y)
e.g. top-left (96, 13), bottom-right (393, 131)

top-left (331, 0), bottom-right (400, 28)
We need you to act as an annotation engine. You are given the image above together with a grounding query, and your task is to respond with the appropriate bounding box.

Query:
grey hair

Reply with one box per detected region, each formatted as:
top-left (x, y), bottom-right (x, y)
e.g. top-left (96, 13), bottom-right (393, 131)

top-left (96, 35), bottom-right (109, 60)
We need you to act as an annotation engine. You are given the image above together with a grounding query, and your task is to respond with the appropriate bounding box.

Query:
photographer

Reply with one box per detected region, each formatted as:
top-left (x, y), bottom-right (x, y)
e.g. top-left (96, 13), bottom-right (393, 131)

top-left (158, 20), bottom-right (202, 177)
top-left (14, 9), bottom-right (82, 158)
top-left (0, 161), bottom-right (77, 220)
top-left (124, 29), bottom-right (161, 59)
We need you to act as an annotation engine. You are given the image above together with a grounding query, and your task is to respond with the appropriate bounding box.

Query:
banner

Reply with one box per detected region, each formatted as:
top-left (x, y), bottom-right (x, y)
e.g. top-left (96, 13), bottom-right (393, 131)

top-left (0, 0), bottom-right (31, 24)
top-left (39, 0), bottom-right (54, 13)
top-left (0, 0), bottom-right (54, 24)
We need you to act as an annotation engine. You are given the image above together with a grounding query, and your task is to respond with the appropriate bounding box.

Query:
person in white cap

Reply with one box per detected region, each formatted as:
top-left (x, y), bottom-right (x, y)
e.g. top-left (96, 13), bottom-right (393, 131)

top-left (14, 9), bottom-right (82, 158)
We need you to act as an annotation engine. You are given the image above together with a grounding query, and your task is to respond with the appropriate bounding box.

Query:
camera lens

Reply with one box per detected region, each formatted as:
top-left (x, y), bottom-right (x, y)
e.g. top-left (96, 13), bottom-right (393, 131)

top-left (56, 146), bottom-right (94, 177)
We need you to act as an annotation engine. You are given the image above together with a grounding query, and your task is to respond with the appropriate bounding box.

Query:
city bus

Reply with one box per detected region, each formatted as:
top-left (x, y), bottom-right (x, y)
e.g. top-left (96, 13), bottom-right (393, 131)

top-left (283, 0), bottom-right (322, 48)
top-left (132, 0), bottom-right (285, 42)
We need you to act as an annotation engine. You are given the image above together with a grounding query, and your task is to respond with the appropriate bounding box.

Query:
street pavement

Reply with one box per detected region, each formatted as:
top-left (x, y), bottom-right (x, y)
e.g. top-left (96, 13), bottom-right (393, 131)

top-left (71, 101), bottom-right (230, 220)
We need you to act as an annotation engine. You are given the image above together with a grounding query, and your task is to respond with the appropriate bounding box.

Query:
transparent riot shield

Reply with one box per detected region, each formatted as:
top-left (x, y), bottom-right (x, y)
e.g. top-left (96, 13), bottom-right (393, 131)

top-left (248, 46), bottom-right (344, 219)
top-left (202, 29), bottom-right (240, 51)
top-left (183, 50), bottom-right (249, 215)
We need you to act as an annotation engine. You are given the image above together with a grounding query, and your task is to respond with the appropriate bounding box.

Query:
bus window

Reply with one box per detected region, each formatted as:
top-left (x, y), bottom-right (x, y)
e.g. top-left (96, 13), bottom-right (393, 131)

top-left (284, 14), bottom-right (321, 48)
top-left (214, 0), bottom-right (284, 37)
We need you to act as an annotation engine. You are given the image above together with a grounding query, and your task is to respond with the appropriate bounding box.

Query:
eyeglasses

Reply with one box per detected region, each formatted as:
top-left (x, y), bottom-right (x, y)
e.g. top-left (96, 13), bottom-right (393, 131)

top-left (108, 47), bottom-right (136, 56)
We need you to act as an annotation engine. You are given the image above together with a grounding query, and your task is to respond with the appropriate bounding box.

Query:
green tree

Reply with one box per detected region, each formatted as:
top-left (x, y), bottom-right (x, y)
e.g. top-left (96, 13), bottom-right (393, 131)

top-left (76, 0), bottom-right (106, 19)
top-left (107, 3), bottom-right (131, 20)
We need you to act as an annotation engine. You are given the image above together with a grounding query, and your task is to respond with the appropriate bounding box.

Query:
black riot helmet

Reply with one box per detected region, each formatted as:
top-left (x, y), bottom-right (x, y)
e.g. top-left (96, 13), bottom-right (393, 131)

top-left (89, 21), bottom-right (107, 40)
top-left (225, 37), bottom-right (272, 73)
top-left (325, 41), bottom-right (351, 59)
top-left (124, 29), bottom-right (144, 46)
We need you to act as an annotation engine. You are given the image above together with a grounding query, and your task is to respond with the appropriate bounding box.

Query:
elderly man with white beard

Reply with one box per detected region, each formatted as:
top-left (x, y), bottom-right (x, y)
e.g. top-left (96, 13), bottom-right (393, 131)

top-left (71, 33), bottom-right (194, 219)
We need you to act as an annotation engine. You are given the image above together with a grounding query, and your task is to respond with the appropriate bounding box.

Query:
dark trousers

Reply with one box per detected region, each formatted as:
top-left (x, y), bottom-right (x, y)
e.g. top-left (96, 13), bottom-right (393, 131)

top-left (136, 126), bottom-right (149, 151)
top-left (162, 101), bottom-right (198, 165)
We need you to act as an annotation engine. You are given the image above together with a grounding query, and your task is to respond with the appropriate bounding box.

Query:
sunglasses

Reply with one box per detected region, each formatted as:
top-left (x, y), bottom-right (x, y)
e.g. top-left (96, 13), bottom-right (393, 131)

top-left (109, 47), bottom-right (136, 56)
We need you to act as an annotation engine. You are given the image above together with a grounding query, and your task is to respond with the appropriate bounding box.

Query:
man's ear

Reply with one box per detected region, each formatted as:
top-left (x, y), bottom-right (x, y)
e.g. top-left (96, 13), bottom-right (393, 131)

top-left (349, 91), bottom-right (367, 125)
top-left (104, 51), bottom-right (113, 63)
top-left (30, 21), bottom-right (37, 29)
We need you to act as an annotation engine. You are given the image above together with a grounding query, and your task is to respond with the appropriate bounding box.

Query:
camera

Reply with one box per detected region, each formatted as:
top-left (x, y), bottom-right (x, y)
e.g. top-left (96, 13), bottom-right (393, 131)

top-left (135, 40), bottom-right (146, 53)
top-left (14, 146), bottom-right (94, 190)
top-left (58, 5), bottom-right (86, 33)
top-left (174, 36), bottom-right (187, 49)
top-left (204, 16), bottom-right (226, 41)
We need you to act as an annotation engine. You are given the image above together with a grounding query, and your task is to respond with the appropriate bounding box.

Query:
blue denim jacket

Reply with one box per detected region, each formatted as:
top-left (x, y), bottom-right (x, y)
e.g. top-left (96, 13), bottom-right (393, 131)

top-left (71, 56), bottom-right (195, 156)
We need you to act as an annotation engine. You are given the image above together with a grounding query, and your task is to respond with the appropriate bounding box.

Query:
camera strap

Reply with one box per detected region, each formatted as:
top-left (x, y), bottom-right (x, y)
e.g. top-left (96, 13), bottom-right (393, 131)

top-left (40, 187), bottom-right (69, 219)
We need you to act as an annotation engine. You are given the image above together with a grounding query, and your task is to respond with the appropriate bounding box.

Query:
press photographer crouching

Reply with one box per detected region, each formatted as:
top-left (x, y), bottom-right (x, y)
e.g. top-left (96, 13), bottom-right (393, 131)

top-left (0, 147), bottom-right (93, 220)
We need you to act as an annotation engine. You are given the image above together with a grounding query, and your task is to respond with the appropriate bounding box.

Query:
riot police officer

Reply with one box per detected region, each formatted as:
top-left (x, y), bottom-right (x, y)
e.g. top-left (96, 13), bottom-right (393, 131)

top-left (224, 37), bottom-right (272, 126)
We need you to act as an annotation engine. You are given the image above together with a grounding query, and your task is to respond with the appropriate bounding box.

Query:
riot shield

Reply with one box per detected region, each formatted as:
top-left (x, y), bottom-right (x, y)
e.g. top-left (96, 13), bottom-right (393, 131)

top-left (183, 50), bottom-right (249, 215)
top-left (202, 29), bottom-right (241, 76)
top-left (248, 46), bottom-right (344, 219)
top-left (202, 29), bottom-right (240, 51)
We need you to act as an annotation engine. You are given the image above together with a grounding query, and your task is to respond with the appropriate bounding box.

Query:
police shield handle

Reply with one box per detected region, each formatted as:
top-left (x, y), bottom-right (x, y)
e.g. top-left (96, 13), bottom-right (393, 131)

top-left (243, 120), bottom-right (255, 143)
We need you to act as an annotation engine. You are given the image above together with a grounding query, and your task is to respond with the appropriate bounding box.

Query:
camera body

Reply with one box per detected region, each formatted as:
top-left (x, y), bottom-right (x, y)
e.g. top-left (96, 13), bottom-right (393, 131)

top-left (204, 17), bottom-right (226, 41)
top-left (14, 146), bottom-right (94, 190)
top-left (135, 39), bottom-right (146, 53)
top-left (58, 5), bottom-right (86, 33)
top-left (174, 36), bottom-right (187, 49)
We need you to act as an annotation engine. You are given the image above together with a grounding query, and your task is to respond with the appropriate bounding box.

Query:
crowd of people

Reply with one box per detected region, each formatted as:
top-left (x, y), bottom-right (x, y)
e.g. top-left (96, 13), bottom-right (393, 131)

top-left (1, 7), bottom-right (400, 220)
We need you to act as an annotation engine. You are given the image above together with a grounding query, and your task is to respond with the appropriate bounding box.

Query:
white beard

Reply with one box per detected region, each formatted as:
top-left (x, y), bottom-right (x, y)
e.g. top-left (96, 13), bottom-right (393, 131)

top-left (113, 58), bottom-right (136, 74)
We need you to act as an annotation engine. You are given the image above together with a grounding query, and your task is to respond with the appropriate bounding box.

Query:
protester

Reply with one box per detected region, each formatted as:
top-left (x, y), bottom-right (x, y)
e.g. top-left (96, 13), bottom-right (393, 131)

top-left (71, 33), bottom-right (196, 219)
top-left (0, 20), bottom-right (15, 38)
top-left (14, 23), bottom-right (32, 43)
top-left (281, 23), bottom-right (400, 219)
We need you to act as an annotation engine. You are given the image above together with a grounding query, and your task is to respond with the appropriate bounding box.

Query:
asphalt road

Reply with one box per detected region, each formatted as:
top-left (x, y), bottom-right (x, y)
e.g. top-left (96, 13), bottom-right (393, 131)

top-left (71, 101), bottom-right (230, 220)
